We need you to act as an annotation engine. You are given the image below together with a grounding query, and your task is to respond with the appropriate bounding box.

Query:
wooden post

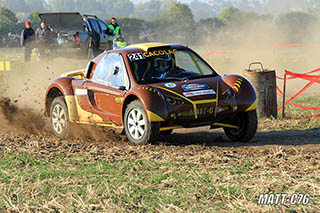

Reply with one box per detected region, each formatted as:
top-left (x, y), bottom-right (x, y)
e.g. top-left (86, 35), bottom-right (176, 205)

top-left (282, 71), bottom-right (287, 119)
top-left (242, 62), bottom-right (277, 118)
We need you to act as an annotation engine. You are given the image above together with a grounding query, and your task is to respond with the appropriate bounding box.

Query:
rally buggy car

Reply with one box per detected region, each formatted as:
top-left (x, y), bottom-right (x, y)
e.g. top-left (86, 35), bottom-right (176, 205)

top-left (44, 43), bottom-right (257, 144)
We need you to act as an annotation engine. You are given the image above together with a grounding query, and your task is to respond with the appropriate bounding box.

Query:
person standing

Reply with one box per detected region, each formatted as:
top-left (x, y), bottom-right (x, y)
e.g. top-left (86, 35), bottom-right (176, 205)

top-left (106, 17), bottom-right (121, 50)
top-left (113, 35), bottom-right (127, 49)
top-left (20, 21), bottom-right (35, 62)
top-left (35, 20), bottom-right (53, 59)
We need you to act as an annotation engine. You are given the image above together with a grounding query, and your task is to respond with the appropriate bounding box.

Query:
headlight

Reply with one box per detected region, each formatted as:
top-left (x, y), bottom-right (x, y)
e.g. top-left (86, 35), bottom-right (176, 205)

top-left (223, 88), bottom-right (235, 99)
top-left (165, 96), bottom-right (184, 105)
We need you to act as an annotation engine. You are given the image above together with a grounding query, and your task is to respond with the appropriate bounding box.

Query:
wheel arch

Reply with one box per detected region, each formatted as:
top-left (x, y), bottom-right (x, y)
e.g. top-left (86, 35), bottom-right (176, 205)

top-left (122, 94), bottom-right (140, 122)
top-left (45, 87), bottom-right (64, 117)
top-left (44, 77), bottom-right (75, 117)
top-left (222, 74), bottom-right (257, 112)
top-left (122, 90), bottom-right (167, 124)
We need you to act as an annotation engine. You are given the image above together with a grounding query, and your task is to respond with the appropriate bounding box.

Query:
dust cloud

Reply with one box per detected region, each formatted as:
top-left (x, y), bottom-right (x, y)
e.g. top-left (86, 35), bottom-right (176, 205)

top-left (0, 57), bottom-right (125, 141)
top-left (0, 96), bottom-right (46, 134)
top-left (0, 57), bottom-right (86, 135)
top-left (192, 18), bottom-right (320, 96)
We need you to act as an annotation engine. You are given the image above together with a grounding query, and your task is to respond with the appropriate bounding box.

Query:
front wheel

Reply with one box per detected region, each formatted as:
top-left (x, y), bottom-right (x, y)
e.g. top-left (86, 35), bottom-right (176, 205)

top-left (124, 100), bottom-right (160, 145)
top-left (223, 110), bottom-right (257, 142)
top-left (50, 96), bottom-right (70, 138)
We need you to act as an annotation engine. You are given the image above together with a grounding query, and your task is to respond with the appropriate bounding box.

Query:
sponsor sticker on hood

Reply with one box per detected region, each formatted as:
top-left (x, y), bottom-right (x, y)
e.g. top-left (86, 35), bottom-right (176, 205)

top-left (164, 82), bottom-right (177, 88)
top-left (182, 83), bottom-right (209, 91)
top-left (183, 89), bottom-right (216, 97)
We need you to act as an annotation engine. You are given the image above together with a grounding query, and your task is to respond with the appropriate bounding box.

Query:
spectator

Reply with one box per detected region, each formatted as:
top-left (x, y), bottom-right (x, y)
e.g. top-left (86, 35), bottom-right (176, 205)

top-left (113, 35), bottom-right (127, 49)
top-left (20, 21), bottom-right (35, 62)
top-left (105, 17), bottom-right (121, 50)
top-left (35, 20), bottom-right (53, 58)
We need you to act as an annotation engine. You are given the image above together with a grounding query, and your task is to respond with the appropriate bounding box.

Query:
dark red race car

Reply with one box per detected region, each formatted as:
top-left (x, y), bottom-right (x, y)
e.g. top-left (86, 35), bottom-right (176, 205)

top-left (44, 43), bottom-right (257, 144)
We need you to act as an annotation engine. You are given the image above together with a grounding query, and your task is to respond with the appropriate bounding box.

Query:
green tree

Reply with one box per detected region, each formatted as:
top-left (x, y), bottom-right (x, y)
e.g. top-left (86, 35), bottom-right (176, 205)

top-left (160, 0), bottom-right (176, 12)
top-left (196, 17), bottom-right (224, 43)
top-left (0, 6), bottom-right (19, 36)
top-left (217, 7), bottom-right (261, 27)
top-left (276, 11), bottom-right (317, 43)
top-left (167, 3), bottom-right (195, 43)
top-left (116, 17), bottom-right (150, 43)
top-left (148, 15), bottom-right (170, 41)
top-left (28, 10), bottom-right (41, 28)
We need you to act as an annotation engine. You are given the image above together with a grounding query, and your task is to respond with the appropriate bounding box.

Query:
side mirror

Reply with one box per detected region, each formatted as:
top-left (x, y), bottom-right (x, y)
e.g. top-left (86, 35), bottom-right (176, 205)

top-left (119, 86), bottom-right (126, 91)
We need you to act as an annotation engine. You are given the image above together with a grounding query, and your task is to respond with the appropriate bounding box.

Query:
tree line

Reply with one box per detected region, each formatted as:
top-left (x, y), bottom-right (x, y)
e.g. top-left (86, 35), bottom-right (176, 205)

top-left (2, 0), bottom-right (320, 21)
top-left (1, 1), bottom-right (320, 47)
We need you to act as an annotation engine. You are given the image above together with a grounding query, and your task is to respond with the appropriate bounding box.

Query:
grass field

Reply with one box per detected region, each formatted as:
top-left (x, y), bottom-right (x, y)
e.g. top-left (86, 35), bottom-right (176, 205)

top-left (0, 47), bottom-right (320, 212)
top-left (0, 131), bottom-right (319, 212)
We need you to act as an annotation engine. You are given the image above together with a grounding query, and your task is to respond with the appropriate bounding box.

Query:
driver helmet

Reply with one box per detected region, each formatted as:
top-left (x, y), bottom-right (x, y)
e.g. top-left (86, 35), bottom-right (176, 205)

top-left (153, 54), bottom-right (172, 73)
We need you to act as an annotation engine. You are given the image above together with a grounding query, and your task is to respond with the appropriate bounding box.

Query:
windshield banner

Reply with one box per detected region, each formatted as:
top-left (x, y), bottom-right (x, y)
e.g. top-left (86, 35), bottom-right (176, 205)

top-left (144, 49), bottom-right (177, 58)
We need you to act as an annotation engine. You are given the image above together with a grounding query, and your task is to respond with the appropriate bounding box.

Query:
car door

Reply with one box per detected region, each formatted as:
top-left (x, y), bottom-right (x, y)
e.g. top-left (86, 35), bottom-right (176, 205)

top-left (97, 20), bottom-right (110, 49)
top-left (86, 19), bottom-right (100, 48)
top-left (85, 53), bottom-right (130, 124)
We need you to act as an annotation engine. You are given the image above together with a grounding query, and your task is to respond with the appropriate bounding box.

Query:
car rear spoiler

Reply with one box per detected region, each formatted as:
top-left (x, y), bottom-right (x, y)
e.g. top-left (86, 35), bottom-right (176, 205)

top-left (60, 69), bottom-right (85, 79)
top-left (83, 14), bottom-right (98, 19)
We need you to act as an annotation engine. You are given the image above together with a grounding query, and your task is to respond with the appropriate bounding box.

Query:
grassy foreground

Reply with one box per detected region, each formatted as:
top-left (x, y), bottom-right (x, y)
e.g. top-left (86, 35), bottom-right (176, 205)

top-left (259, 95), bottom-right (320, 131)
top-left (0, 133), bottom-right (319, 212)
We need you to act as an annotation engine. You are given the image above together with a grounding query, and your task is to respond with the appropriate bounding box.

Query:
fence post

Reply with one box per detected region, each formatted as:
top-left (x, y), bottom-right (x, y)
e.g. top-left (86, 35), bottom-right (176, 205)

top-left (282, 71), bottom-right (287, 119)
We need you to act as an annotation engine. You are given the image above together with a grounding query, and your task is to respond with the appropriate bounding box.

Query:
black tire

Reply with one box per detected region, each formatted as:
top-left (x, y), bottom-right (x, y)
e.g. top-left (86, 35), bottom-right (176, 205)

top-left (50, 96), bottom-right (70, 138)
top-left (160, 130), bottom-right (173, 136)
top-left (223, 110), bottom-right (257, 142)
top-left (124, 100), bottom-right (160, 145)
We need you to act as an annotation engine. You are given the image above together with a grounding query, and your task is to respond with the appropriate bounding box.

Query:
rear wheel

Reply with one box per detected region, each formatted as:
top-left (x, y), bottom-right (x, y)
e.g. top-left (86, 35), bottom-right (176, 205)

top-left (223, 110), bottom-right (257, 142)
top-left (124, 100), bottom-right (160, 144)
top-left (50, 96), bottom-right (70, 138)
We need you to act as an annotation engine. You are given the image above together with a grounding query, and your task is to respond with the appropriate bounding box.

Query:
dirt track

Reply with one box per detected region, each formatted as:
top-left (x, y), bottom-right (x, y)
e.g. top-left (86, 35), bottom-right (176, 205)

top-left (0, 103), bottom-right (319, 169)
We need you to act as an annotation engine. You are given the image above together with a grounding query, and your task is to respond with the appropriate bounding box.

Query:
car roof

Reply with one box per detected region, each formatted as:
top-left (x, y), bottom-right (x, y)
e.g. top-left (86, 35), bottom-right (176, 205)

top-left (91, 43), bottom-right (189, 64)
top-left (125, 42), bottom-right (187, 52)
top-left (126, 43), bottom-right (169, 51)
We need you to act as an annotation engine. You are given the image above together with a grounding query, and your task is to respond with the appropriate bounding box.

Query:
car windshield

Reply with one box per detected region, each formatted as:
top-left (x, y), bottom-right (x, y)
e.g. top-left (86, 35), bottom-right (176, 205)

top-left (127, 49), bottom-right (218, 84)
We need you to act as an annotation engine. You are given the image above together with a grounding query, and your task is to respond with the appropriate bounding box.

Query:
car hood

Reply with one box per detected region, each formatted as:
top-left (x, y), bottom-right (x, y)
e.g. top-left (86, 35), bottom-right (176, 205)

top-left (39, 12), bottom-right (84, 32)
top-left (150, 77), bottom-right (222, 101)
